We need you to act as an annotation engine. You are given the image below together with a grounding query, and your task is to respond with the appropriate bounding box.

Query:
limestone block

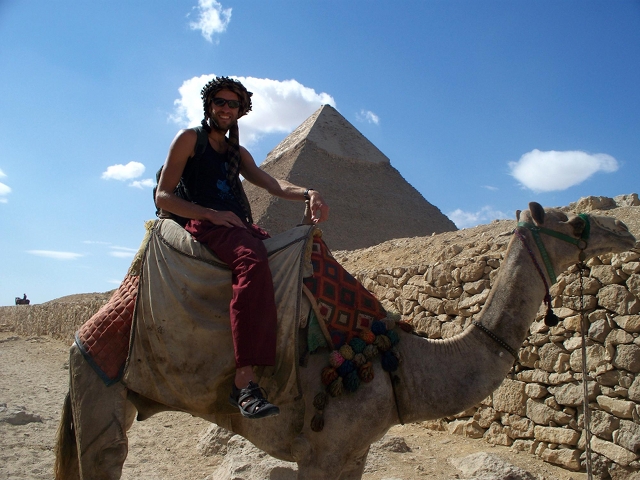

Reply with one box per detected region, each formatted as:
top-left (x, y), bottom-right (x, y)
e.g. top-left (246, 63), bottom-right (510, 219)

top-left (511, 439), bottom-right (537, 454)
top-left (502, 414), bottom-right (534, 439)
top-left (459, 261), bottom-right (486, 282)
top-left (493, 379), bottom-right (527, 416)
top-left (597, 395), bottom-right (636, 419)
top-left (613, 315), bottom-right (640, 333)
top-left (376, 273), bottom-right (394, 287)
top-left (606, 329), bottom-right (635, 346)
top-left (401, 284), bottom-right (419, 301)
top-left (395, 271), bottom-right (411, 288)
top-left (562, 295), bottom-right (597, 311)
top-left (550, 277), bottom-right (567, 297)
top-left (473, 406), bottom-right (500, 429)
top-left (565, 277), bottom-right (602, 295)
top-left (554, 353), bottom-right (571, 373)
top-left (563, 336), bottom-right (584, 352)
top-left (614, 193), bottom-right (640, 207)
top-left (589, 318), bottom-right (612, 342)
top-left (525, 383), bottom-right (547, 399)
top-left (563, 315), bottom-right (584, 332)
top-left (462, 279), bottom-right (489, 295)
top-left (613, 344), bottom-right (640, 373)
top-left (570, 344), bottom-right (612, 373)
top-left (548, 372), bottom-right (574, 385)
top-left (534, 425), bottom-right (580, 445)
top-left (539, 447), bottom-right (581, 471)
top-left (590, 436), bottom-right (638, 467)
top-left (412, 316), bottom-right (442, 339)
top-left (548, 381), bottom-right (599, 407)
top-left (516, 369), bottom-right (550, 384)
top-left (446, 285), bottom-right (463, 300)
top-left (598, 285), bottom-right (640, 315)
top-left (484, 422), bottom-right (513, 446)
top-left (553, 307), bottom-right (579, 319)
top-left (622, 262), bottom-right (640, 275)
top-left (615, 419), bottom-right (640, 454)
top-left (457, 290), bottom-right (489, 310)
top-left (590, 410), bottom-right (620, 441)
top-left (627, 274), bottom-right (640, 298)
top-left (526, 399), bottom-right (572, 426)
top-left (426, 264), bottom-right (453, 287)
top-left (537, 343), bottom-right (567, 372)
top-left (406, 274), bottom-right (426, 287)
top-left (519, 346), bottom-right (539, 369)
top-left (440, 322), bottom-right (463, 339)
top-left (628, 376), bottom-right (640, 402)
top-left (400, 299), bottom-right (418, 315)
top-left (596, 370), bottom-right (622, 387)
top-left (447, 418), bottom-right (485, 438)
top-left (590, 265), bottom-right (625, 285)
top-left (529, 333), bottom-right (550, 346)
top-left (417, 295), bottom-right (443, 315)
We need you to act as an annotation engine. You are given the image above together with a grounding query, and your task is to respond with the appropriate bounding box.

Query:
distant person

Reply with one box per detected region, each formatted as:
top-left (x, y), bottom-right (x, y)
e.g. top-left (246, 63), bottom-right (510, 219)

top-left (23, 294), bottom-right (27, 301)
top-left (155, 76), bottom-right (329, 419)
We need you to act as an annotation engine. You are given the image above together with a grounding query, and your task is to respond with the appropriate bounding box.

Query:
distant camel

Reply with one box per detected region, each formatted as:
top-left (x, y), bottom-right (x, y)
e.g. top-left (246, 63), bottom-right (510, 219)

top-left (54, 203), bottom-right (636, 480)
top-left (15, 295), bottom-right (29, 305)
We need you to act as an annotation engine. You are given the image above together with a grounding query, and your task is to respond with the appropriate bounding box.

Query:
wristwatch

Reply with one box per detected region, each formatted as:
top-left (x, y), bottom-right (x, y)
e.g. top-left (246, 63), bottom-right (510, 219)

top-left (303, 188), bottom-right (315, 200)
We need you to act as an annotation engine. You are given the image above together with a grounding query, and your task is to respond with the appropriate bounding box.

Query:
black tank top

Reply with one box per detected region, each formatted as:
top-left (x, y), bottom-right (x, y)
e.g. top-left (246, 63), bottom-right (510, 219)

top-left (182, 141), bottom-right (246, 219)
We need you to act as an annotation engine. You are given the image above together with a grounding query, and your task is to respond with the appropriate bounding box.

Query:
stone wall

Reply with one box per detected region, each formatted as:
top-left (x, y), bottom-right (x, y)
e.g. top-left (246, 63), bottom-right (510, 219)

top-left (352, 238), bottom-right (640, 478)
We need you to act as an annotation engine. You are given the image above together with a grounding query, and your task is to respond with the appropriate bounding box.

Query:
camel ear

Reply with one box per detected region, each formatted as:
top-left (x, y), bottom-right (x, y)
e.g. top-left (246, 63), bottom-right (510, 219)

top-left (529, 202), bottom-right (545, 225)
top-left (515, 210), bottom-right (521, 221)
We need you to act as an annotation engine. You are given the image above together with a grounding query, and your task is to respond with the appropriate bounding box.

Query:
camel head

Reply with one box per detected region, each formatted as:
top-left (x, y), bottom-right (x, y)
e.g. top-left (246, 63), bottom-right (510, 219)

top-left (516, 202), bottom-right (636, 278)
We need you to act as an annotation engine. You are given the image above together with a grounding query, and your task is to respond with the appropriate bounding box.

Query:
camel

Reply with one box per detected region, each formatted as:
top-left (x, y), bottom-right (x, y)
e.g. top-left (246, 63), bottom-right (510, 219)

top-left (15, 294), bottom-right (30, 305)
top-left (54, 202), bottom-right (636, 480)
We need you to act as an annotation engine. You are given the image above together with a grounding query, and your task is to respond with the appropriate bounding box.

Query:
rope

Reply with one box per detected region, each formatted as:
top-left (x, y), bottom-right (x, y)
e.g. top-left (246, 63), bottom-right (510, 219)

top-left (472, 321), bottom-right (518, 359)
top-left (579, 262), bottom-right (594, 480)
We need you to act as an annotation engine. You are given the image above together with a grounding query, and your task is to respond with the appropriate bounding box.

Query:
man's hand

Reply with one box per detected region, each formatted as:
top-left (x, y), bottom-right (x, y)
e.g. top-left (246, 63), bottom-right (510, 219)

top-left (309, 191), bottom-right (329, 224)
top-left (204, 209), bottom-right (247, 228)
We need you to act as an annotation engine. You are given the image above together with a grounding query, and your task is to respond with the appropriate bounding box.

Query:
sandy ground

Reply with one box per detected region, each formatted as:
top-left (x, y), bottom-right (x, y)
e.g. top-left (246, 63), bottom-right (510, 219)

top-left (0, 332), bottom-right (588, 480)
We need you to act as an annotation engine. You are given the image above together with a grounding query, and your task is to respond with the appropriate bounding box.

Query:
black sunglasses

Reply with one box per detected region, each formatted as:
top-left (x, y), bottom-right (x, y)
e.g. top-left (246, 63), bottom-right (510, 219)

top-left (211, 97), bottom-right (241, 109)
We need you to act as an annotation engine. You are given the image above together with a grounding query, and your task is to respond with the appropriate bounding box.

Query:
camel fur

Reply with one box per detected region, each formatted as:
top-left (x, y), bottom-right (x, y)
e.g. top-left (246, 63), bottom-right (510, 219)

top-left (54, 203), bottom-right (636, 480)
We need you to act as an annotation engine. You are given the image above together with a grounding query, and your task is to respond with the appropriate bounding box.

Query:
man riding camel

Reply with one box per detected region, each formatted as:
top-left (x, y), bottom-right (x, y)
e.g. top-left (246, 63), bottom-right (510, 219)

top-left (155, 76), bottom-right (329, 419)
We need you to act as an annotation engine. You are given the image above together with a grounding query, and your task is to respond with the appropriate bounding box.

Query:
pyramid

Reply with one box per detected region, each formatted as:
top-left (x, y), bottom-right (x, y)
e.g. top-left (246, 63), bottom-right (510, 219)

top-left (243, 105), bottom-right (457, 251)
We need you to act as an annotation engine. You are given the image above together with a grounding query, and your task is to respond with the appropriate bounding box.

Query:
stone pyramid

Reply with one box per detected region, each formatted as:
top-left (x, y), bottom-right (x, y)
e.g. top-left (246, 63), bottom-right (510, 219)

top-left (243, 105), bottom-right (457, 250)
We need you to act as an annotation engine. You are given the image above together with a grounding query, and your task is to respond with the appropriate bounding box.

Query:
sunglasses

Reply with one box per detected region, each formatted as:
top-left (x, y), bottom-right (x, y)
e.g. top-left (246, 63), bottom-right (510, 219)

top-left (211, 97), bottom-right (241, 109)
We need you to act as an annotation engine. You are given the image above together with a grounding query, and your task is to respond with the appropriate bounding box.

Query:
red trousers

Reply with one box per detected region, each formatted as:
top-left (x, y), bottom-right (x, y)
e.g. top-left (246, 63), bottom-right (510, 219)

top-left (185, 220), bottom-right (277, 369)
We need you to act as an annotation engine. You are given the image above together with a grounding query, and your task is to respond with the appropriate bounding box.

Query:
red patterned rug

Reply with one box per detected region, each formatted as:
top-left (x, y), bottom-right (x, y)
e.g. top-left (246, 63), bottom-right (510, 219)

top-left (303, 237), bottom-right (387, 348)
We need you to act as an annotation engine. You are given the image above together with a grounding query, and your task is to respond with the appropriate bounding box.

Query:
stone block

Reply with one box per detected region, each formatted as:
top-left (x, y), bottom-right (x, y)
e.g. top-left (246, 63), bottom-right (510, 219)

top-left (493, 379), bottom-right (527, 416)
top-left (562, 295), bottom-right (598, 311)
top-left (525, 383), bottom-right (547, 399)
top-left (627, 274), bottom-right (640, 297)
top-left (589, 318), bottom-right (612, 342)
top-left (483, 422), bottom-right (513, 446)
top-left (613, 344), bottom-right (640, 373)
top-left (502, 414), bottom-right (534, 439)
top-left (615, 419), bottom-right (640, 454)
top-left (590, 410), bottom-right (620, 441)
top-left (526, 399), bottom-right (572, 426)
top-left (565, 277), bottom-right (602, 295)
top-left (597, 395), bottom-right (636, 419)
top-left (448, 418), bottom-right (485, 439)
top-left (516, 369), bottom-right (550, 384)
top-left (570, 344), bottom-right (611, 373)
top-left (534, 425), bottom-right (580, 445)
top-left (606, 329), bottom-right (635, 346)
top-left (628, 376), bottom-right (640, 402)
top-left (539, 447), bottom-right (581, 471)
top-left (548, 381), bottom-right (599, 407)
top-left (459, 261), bottom-right (486, 282)
top-left (473, 406), bottom-right (500, 429)
top-left (591, 436), bottom-right (639, 467)
top-left (622, 262), bottom-right (640, 275)
top-left (598, 285), bottom-right (640, 315)
top-left (590, 265), bottom-right (625, 285)
top-left (537, 343), bottom-right (567, 372)
top-left (613, 315), bottom-right (640, 333)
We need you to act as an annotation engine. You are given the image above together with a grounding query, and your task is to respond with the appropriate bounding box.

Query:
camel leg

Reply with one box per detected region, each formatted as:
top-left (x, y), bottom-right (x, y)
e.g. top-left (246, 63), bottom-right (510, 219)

top-left (337, 447), bottom-right (369, 480)
top-left (69, 344), bottom-right (136, 480)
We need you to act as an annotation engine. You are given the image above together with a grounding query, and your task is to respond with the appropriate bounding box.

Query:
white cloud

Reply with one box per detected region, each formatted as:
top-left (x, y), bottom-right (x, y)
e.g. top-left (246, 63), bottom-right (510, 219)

top-left (0, 182), bottom-right (10, 201)
top-left (83, 240), bottom-right (111, 245)
top-left (129, 178), bottom-right (155, 189)
top-left (171, 74), bottom-right (336, 146)
top-left (109, 246), bottom-right (138, 258)
top-left (447, 206), bottom-right (510, 229)
top-left (508, 149), bottom-right (618, 192)
top-left (356, 109), bottom-right (380, 125)
top-left (27, 250), bottom-right (84, 260)
top-left (102, 161), bottom-right (146, 181)
top-left (0, 168), bottom-right (6, 178)
top-left (482, 185), bottom-right (498, 191)
top-left (107, 279), bottom-right (123, 285)
top-left (189, 0), bottom-right (231, 43)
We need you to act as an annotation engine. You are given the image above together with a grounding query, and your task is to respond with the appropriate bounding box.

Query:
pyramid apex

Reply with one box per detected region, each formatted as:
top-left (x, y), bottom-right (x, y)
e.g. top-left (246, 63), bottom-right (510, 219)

top-left (265, 104), bottom-right (390, 165)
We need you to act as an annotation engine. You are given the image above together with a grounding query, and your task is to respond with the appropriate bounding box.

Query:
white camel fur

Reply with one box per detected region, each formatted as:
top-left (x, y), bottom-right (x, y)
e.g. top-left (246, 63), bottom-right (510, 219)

top-left (54, 203), bottom-right (636, 479)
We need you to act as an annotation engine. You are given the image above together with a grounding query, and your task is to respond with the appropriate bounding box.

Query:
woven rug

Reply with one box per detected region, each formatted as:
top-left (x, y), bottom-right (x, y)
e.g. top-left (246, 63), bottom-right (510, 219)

top-left (303, 236), bottom-right (387, 349)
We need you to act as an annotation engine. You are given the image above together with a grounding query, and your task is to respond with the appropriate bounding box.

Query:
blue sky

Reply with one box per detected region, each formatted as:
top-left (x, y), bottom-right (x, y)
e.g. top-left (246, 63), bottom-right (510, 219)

top-left (1, 1), bottom-right (639, 304)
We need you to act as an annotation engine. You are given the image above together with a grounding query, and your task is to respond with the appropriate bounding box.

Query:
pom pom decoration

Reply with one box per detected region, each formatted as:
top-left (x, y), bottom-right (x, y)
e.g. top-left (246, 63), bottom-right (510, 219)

top-left (311, 413), bottom-right (325, 432)
top-left (336, 359), bottom-right (355, 377)
top-left (359, 329), bottom-right (376, 345)
top-left (374, 334), bottom-right (392, 352)
top-left (343, 371), bottom-right (360, 392)
top-left (328, 350), bottom-right (345, 368)
top-left (321, 366), bottom-right (338, 386)
top-left (352, 352), bottom-right (367, 367)
top-left (349, 337), bottom-right (367, 354)
top-left (358, 362), bottom-right (375, 383)
top-left (386, 329), bottom-right (400, 346)
top-left (371, 320), bottom-right (387, 335)
top-left (338, 344), bottom-right (355, 361)
top-left (313, 392), bottom-right (328, 411)
top-left (327, 377), bottom-right (344, 397)
top-left (381, 350), bottom-right (399, 372)
top-left (363, 344), bottom-right (379, 360)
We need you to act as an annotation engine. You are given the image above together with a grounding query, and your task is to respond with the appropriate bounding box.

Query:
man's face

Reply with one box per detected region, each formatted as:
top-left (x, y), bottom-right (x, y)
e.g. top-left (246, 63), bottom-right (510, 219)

top-left (208, 89), bottom-right (240, 132)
